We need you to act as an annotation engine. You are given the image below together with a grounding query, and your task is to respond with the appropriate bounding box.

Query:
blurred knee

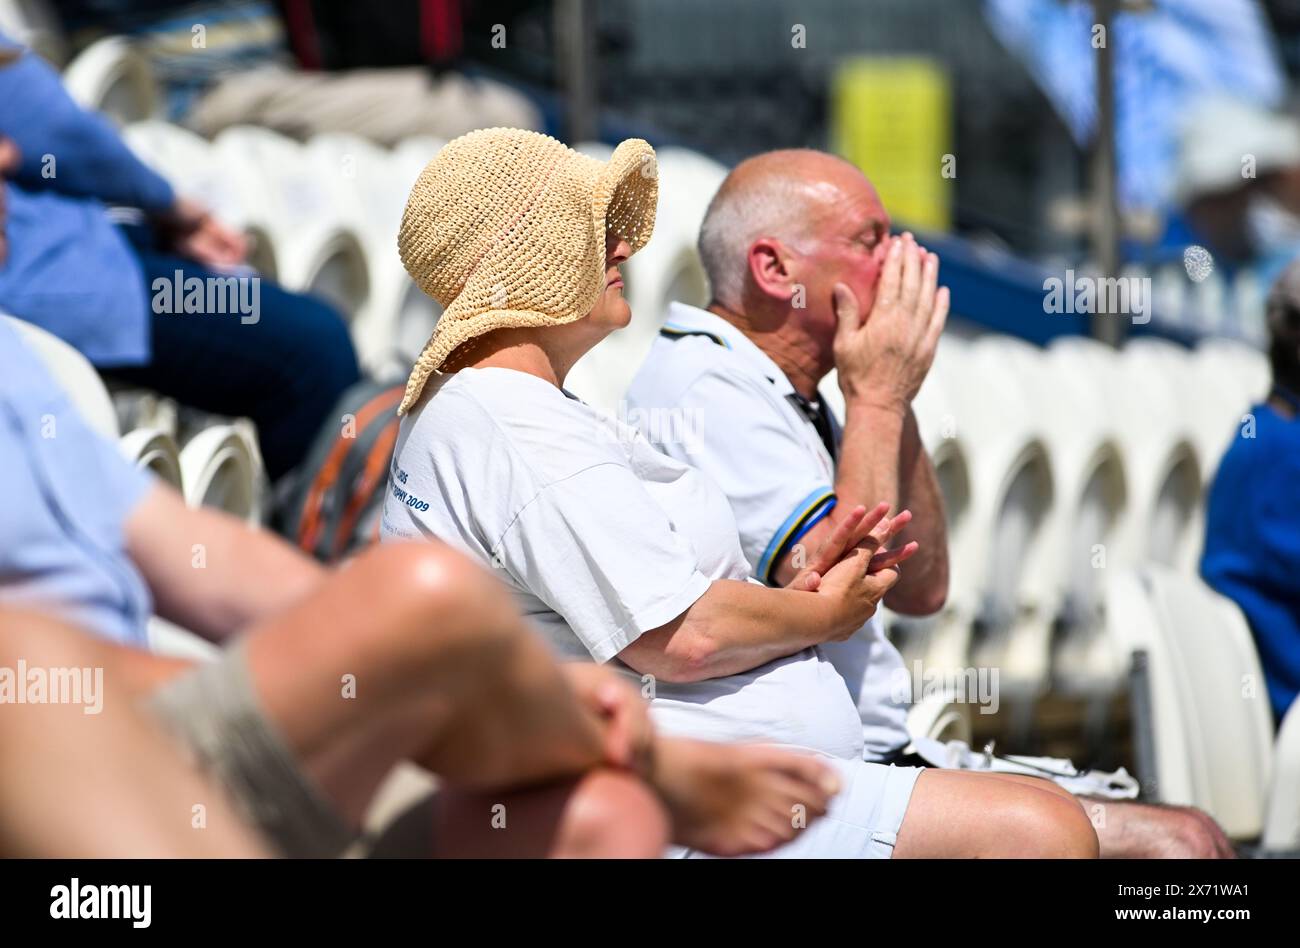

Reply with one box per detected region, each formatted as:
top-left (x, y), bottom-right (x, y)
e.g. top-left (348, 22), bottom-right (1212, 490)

top-left (556, 769), bottom-right (670, 859)
top-left (346, 542), bottom-right (517, 661)
top-left (1015, 791), bottom-right (1100, 859)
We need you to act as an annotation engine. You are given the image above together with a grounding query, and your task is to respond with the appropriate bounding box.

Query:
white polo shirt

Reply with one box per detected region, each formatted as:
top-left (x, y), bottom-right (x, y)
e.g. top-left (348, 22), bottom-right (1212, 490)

top-left (381, 366), bottom-right (866, 760)
top-left (625, 302), bottom-right (911, 758)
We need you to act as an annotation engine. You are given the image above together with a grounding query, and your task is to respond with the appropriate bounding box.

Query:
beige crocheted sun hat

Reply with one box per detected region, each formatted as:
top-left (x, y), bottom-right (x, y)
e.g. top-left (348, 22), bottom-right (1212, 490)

top-left (396, 127), bottom-right (659, 414)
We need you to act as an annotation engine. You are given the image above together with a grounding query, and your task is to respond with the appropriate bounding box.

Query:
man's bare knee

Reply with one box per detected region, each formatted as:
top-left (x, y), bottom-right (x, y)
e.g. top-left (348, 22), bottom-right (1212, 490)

top-left (555, 769), bottom-right (669, 859)
top-left (1016, 792), bottom-right (1100, 859)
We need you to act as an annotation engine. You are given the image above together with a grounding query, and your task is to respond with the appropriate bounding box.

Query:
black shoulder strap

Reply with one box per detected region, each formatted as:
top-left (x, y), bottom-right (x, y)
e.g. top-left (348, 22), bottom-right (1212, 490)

top-left (658, 326), bottom-right (729, 348)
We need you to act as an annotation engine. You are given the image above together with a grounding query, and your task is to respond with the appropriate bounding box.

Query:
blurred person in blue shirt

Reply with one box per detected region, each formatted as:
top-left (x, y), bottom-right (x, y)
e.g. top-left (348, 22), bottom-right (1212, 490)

top-left (0, 33), bottom-right (359, 480)
top-left (1202, 258), bottom-right (1300, 725)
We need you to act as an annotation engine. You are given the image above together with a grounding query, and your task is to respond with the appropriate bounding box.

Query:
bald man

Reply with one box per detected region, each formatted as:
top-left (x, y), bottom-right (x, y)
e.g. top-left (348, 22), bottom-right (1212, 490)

top-left (627, 148), bottom-right (1234, 858)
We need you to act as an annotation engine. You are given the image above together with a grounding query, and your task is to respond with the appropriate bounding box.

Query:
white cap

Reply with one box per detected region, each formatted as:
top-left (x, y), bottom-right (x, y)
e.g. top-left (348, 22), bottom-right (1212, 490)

top-left (1174, 95), bottom-right (1300, 205)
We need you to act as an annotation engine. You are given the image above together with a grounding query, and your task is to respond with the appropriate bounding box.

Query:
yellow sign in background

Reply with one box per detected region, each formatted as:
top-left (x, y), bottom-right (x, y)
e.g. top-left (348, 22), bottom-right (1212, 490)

top-left (832, 57), bottom-right (953, 233)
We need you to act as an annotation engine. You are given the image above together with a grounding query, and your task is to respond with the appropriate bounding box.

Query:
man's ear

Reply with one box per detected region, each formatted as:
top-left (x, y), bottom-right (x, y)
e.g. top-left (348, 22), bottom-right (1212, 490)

top-left (747, 237), bottom-right (799, 302)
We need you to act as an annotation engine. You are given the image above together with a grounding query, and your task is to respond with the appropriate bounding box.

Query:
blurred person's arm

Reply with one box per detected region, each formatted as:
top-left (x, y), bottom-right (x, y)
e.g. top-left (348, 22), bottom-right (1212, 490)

top-left (125, 483), bottom-right (326, 642)
top-left (0, 37), bottom-right (175, 213)
top-left (0, 36), bottom-right (245, 266)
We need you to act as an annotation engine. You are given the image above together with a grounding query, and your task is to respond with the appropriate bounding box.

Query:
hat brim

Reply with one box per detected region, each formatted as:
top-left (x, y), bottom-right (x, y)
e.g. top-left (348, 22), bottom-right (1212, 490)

top-left (398, 138), bottom-right (658, 415)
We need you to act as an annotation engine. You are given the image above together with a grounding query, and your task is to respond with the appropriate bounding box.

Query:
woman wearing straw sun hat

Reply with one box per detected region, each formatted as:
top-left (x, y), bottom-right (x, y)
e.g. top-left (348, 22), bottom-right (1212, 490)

top-left (382, 128), bottom-right (1098, 859)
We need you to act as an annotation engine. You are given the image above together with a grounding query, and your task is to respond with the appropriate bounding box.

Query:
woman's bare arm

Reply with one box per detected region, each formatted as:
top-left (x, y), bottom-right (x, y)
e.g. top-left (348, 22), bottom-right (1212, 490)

top-left (619, 549), bottom-right (901, 683)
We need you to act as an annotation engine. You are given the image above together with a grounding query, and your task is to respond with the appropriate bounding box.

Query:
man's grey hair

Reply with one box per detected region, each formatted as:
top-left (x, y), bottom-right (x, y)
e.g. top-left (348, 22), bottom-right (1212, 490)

top-left (702, 148), bottom-right (863, 306)
top-left (697, 159), bottom-right (824, 308)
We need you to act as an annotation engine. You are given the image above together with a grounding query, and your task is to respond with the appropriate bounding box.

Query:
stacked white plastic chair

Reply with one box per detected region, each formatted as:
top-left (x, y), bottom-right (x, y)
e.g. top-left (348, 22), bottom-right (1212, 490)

top-left (119, 427), bottom-right (183, 486)
top-left (178, 425), bottom-right (260, 523)
top-left (1105, 565), bottom-right (1298, 849)
top-left (122, 120), bottom-right (277, 275)
top-left (1052, 337), bottom-right (1202, 576)
top-left (0, 0), bottom-right (65, 64)
top-left (931, 337), bottom-right (1055, 698)
top-left (906, 688), bottom-right (973, 746)
top-left (1033, 339), bottom-right (1130, 693)
top-left (304, 133), bottom-right (433, 375)
top-left (62, 35), bottom-right (159, 125)
top-left (379, 137), bottom-right (449, 372)
top-left (1115, 338), bottom-right (1205, 574)
top-left (213, 126), bottom-right (371, 322)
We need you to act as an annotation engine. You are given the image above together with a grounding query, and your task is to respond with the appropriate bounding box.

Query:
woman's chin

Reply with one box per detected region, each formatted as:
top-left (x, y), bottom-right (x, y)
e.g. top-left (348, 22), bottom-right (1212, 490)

top-left (599, 298), bottom-right (633, 330)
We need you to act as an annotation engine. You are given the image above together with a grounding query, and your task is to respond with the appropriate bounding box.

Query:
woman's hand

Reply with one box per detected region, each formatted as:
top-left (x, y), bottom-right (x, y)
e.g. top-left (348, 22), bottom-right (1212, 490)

top-left (811, 501), bottom-right (915, 642)
top-left (814, 547), bottom-right (907, 641)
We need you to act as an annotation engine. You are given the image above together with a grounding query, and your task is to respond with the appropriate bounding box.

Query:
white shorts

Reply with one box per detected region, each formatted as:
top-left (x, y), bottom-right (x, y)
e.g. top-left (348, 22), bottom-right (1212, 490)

top-left (671, 756), bottom-right (924, 859)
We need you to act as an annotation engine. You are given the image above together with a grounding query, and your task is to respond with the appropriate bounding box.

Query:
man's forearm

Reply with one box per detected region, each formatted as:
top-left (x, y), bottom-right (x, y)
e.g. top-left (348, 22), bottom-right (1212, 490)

top-left (890, 409), bottom-right (949, 614)
top-left (837, 398), bottom-right (904, 505)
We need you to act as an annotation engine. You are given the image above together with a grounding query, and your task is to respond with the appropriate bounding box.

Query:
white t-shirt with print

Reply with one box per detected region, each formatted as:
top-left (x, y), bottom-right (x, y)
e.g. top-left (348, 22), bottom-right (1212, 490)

top-left (625, 302), bottom-right (911, 759)
top-left (381, 366), bottom-right (865, 759)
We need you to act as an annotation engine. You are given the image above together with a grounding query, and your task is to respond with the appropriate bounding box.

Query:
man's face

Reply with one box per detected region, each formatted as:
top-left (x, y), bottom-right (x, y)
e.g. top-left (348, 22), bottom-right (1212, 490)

top-left (784, 169), bottom-right (891, 351)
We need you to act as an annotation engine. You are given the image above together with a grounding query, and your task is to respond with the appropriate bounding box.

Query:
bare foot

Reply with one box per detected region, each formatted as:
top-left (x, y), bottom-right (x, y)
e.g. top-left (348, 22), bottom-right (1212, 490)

top-left (650, 738), bottom-right (840, 856)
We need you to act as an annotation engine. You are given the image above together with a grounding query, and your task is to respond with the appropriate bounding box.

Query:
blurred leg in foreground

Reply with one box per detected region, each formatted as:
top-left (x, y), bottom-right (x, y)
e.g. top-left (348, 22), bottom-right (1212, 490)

top-left (105, 542), bottom-right (668, 858)
top-left (0, 608), bottom-right (269, 858)
top-left (117, 542), bottom-right (832, 857)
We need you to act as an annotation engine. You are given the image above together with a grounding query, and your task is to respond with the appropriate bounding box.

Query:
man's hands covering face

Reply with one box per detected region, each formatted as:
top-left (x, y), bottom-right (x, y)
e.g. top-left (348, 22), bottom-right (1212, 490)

top-left (833, 231), bottom-right (949, 412)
